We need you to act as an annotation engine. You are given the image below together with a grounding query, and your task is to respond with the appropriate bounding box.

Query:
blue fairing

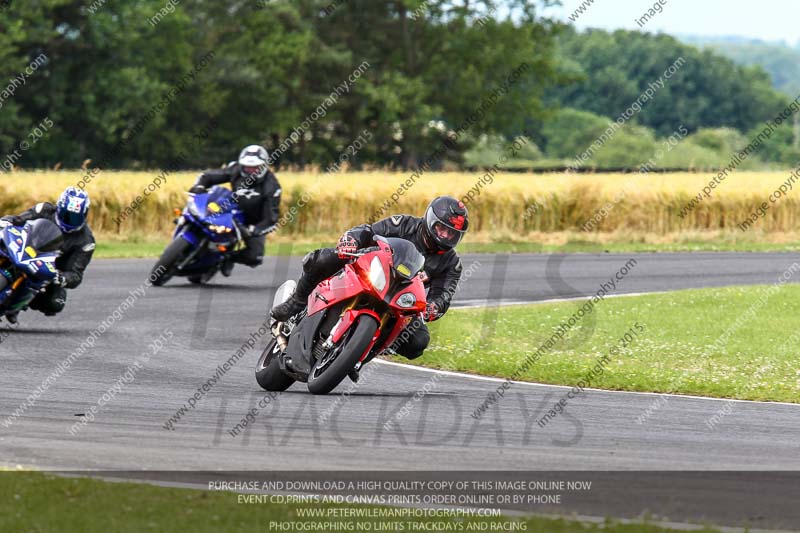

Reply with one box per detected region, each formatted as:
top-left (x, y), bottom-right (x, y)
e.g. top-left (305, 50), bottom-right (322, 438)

top-left (0, 220), bottom-right (62, 312)
top-left (169, 186), bottom-right (245, 275)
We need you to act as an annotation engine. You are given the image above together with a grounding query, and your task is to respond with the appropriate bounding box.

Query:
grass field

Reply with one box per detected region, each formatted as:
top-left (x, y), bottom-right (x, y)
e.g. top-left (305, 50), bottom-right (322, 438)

top-left (408, 284), bottom-right (800, 403)
top-left (0, 472), bottom-right (721, 533)
top-left (4, 170), bottom-right (800, 249)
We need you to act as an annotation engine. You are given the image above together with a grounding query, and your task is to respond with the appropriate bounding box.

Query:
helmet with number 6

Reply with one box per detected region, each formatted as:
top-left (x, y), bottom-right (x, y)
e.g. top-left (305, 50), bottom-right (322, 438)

top-left (238, 144), bottom-right (269, 181)
top-left (55, 187), bottom-right (90, 233)
top-left (422, 196), bottom-right (469, 251)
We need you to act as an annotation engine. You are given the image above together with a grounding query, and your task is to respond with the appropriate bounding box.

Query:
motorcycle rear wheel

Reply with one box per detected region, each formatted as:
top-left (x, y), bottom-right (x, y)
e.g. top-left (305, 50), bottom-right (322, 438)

top-left (307, 315), bottom-right (378, 395)
top-left (255, 338), bottom-right (295, 392)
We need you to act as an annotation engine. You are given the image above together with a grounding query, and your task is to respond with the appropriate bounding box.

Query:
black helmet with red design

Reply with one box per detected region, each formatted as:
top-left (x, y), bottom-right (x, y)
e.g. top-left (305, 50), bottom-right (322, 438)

top-left (422, 196), bottom-right (469, 251)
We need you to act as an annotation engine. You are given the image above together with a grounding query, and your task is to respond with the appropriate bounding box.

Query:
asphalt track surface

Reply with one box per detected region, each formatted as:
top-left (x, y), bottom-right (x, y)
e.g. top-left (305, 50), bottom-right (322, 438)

top-left (2, 252), bottom-right (800, 529)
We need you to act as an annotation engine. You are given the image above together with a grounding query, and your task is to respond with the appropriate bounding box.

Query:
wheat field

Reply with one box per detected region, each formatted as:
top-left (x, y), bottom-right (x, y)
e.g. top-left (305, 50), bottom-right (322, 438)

top-left (7, 169), bottom-right (800, 243)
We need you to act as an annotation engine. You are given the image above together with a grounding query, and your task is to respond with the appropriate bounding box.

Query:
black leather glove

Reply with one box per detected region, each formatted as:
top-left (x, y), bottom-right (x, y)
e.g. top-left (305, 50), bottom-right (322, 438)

top-left (239, 224), bottom-right (255, 238)
top-left (188, 185), bottom-right (206, 194)
top-left (337, 232), bottom-right (359, 259)
top-left (423, 301), bottom-right (441, 322)
top-left (1, 216), bottom-right (23, 227)
top-left (53, 272), bottom-right (67, 287)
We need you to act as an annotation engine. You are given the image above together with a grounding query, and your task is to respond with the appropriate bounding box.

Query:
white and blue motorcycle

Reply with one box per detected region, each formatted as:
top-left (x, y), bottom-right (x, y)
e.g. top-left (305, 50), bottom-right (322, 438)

top-left (0, 219), bottom-right (63, 319)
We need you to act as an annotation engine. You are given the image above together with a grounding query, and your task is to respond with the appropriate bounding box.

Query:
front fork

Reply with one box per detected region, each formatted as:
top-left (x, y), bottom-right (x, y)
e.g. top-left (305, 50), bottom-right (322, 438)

top-left (324, 308), bottom-right (385, 367)
top-left (175, 229), bottom-right (208, 271)
top-left (0, 272), bottom-right (32, 311)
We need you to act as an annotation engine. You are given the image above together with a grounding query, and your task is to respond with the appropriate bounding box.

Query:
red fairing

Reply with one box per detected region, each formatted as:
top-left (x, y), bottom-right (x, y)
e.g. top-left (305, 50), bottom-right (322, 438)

top-left (375, 277), bottom-right (426, 352)
top-left (330, 308), bottom-right (382, 343)
top-left (306, 237), bottom-right (428, 361)
top-left (306, 265), bottom-right (365, 317)
top-left (374, 315), bottom-right (415, 354)
top-left (388, 278), bottom-right (427, 313)
top-left (307, 242), bottom-right (394, 317)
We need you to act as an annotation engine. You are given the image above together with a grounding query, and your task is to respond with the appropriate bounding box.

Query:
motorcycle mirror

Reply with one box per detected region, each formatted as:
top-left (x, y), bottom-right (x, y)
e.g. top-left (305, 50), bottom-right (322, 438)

top-left (373, 235), bottom-right (392, 254)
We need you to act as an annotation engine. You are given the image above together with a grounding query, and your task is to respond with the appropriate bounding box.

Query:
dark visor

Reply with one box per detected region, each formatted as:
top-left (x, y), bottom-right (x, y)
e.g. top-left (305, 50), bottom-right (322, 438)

top-left (60, 210), bottom-right (86, 230)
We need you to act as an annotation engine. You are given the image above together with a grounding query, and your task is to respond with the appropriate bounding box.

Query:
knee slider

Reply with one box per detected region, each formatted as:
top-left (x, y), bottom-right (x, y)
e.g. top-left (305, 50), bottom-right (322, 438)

top-left (50, 297), bottom-right (66, 313)
top-left (403, 344), bottom-right (427, 360)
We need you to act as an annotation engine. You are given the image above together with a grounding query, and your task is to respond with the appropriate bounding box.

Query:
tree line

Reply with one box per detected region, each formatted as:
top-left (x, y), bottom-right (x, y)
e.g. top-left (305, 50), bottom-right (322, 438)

top-left (0, 0), bottom-right (797, 172)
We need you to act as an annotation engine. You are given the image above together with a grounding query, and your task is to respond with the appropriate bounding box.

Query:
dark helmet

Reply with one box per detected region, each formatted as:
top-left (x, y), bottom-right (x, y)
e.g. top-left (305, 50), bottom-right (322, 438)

top-left (422, 196), bottom-right (469, 251)
top-left (237, 144), bottom-right (269, 180)
top-left (55, 186), bottom-right (90, 233)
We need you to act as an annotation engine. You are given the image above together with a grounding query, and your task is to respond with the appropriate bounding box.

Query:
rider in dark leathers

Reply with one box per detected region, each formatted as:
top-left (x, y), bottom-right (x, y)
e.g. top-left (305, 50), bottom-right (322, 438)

top-left (191, 145), bottom-right (281, 275)
top-left (272, 196), bottom-right (469, 361)
top-left (1, 187), bottom-right (95, 322)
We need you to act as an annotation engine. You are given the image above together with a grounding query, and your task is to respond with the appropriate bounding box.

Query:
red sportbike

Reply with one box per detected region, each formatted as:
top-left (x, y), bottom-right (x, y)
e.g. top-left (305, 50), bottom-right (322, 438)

top-left (256, 236), bottom-right (427, 394)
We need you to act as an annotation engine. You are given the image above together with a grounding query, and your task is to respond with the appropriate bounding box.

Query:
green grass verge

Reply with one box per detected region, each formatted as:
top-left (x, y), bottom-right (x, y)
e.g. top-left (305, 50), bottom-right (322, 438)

top-left (94, 238), bottom-right (800, 259)
top-left (408, 285), bottom-right (800, 403)
top-left (0, 472), bottom-right (720, 533)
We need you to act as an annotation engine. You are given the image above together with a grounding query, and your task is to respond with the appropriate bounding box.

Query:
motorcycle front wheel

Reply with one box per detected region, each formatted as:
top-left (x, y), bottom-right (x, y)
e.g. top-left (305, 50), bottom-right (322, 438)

top-left (307, 315), bottom-right (378, 395)
top-left (151, 238), bottom-right (191, 286)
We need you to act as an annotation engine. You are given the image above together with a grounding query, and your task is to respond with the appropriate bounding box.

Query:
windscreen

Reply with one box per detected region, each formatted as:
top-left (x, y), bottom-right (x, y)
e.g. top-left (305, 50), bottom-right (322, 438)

top-left (386, 238), bottom-right (424, 279)
top-left (25, 219), bottom-right (64, 253)
top-left (207, 187), bottom-right (236, 214)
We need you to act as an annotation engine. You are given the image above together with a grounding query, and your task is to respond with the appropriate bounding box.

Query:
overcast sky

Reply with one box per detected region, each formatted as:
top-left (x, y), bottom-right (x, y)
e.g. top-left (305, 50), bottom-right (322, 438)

top-left (544, 0), bottom-right (800, 46)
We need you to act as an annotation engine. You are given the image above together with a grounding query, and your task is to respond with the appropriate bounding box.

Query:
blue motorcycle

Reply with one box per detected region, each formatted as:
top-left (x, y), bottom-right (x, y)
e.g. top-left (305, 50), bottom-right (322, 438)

top-left (151, 186), bottom-right (245, 286)
top-left (0, 219), bottom-right (63, 318)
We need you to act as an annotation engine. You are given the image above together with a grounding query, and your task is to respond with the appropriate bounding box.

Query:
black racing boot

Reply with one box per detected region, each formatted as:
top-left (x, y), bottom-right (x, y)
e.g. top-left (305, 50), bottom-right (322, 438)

top-left (271, 274), bottom-right (320, 322)
top-left (5, 311), bottom-right (19, 325)
top-left (271, 293), bottom-right (306, 322)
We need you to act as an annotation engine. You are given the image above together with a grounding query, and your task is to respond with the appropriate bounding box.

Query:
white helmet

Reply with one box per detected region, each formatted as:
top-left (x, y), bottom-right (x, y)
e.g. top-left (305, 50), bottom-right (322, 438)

top-left (238, 145), bottom-right (269, 180)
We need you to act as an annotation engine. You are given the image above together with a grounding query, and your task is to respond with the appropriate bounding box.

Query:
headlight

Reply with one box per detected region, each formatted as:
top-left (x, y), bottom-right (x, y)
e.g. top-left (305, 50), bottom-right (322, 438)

top-left (368, 256), bottom-right (387, 292)
top-left (396, 292), bottom-right (416, 308)
top-left (187, 202), bottom-right (201, 218)
top-left (207, 224), bottom-right (232, 234)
